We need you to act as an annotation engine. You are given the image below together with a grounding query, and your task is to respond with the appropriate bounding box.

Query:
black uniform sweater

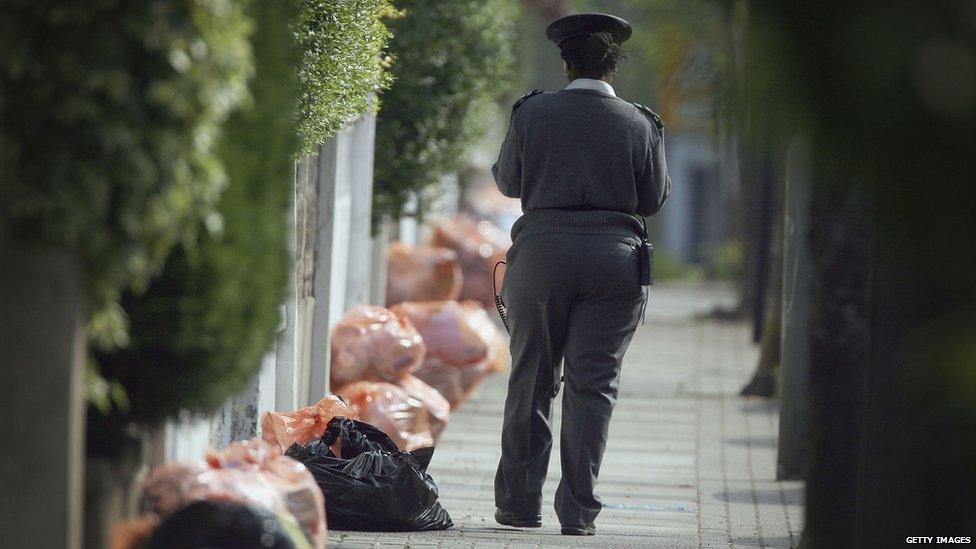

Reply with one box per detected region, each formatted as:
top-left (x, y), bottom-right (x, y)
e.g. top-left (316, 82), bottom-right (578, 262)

top-left (491, 87), bottom-right (671, 221)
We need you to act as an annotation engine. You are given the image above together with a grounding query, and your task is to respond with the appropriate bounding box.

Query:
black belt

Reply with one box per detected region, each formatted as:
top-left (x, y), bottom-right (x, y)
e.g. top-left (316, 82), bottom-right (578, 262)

top-left (536, 205), bottom-right (630, 213)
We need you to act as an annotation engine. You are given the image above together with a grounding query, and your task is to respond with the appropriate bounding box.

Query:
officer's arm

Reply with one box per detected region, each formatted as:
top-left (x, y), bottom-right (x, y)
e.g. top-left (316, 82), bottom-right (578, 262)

top-left (491, 110), bottom-right (522, 198)
top-left (636, 128), bottom-right (671, 216)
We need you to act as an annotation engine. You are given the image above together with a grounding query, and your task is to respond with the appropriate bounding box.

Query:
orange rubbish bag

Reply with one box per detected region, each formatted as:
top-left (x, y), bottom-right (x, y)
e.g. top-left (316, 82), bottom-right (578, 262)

top-left (261, 395), bottom-right (360, 454)
top-left (335, 381), bottom-right (435, 451)
top-left (391, 300), bottom-right (510, 408)
top-left (330, 305), bottom-right (426, 386)
top-left (397, 374), bottom-right (451, 440)
top-left (386, 242), bottom-right (463, 306)
top-left (412, 357), bottom-right (491, 410)
top-left (390, 300), bottom-right (508, 370)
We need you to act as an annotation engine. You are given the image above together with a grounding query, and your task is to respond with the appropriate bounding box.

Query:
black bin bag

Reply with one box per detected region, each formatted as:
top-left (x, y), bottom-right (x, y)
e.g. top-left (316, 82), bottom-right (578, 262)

top-left (149, 500), bottom-right (302, 549)
top-left (285, 416), bottom-right (453, 531)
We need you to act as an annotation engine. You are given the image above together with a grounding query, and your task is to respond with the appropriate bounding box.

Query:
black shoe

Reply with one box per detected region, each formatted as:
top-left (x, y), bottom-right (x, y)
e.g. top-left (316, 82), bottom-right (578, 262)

top-left (740, 370), bottom-right (776, 397)
top-left (494, 508), bottom-right (542, 528)
top-left (561, 524), bottom-right (596, 536)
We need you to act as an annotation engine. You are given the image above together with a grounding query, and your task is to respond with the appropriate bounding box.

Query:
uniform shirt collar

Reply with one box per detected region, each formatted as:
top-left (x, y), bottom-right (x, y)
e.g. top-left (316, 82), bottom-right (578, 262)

top-left (565, 78), bottom-right (616, 96)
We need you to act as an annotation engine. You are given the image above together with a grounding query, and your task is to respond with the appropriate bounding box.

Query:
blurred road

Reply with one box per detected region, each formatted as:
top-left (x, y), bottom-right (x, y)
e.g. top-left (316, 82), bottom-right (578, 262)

top-left (330, 281), bottom-right (804, 548)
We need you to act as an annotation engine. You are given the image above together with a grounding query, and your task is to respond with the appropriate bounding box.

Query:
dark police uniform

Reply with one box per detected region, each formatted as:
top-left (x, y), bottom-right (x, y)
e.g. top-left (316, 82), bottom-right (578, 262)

top-left (491, 13), bottom-right (671, 532)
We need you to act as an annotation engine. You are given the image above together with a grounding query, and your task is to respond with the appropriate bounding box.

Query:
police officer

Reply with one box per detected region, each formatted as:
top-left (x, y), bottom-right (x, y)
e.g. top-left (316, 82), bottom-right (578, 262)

top-left (491, 12), bottom-right (670, 536)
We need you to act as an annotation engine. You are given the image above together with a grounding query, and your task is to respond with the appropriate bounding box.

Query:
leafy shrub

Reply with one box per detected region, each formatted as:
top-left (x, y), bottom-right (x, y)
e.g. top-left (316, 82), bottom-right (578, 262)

top-left (0, 0), bottom-right (252, 311)
top-left (373, 0), bottom-right (517, 219)
top-left (295, 0), bottom-right (396, 153)
top-left (93, 0), bottom-right (298, 424)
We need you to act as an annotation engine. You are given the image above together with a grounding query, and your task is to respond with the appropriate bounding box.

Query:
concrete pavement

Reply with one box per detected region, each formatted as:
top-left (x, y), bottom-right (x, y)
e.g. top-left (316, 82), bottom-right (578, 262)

top-left (328, 282), bottom-right (804, 548)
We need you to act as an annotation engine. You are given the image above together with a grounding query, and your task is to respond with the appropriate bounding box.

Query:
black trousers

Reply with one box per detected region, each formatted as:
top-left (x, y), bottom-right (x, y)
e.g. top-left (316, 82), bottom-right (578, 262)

top-left (494, 230), bottom-right (645, 527)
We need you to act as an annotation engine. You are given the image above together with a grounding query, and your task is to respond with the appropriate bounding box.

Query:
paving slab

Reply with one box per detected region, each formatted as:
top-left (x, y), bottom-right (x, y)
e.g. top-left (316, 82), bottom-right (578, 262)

top-left (329, 282), bottom-right (805, 548)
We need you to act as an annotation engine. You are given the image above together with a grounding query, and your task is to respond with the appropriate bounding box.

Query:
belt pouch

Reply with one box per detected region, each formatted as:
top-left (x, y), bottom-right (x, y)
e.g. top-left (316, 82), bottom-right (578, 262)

top-left (639, 240), bottom-right (654, 286)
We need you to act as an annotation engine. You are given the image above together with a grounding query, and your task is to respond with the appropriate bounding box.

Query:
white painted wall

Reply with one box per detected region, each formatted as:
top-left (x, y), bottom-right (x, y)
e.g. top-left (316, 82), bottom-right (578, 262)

top-left (346, 112), bottom-right (378, 311)
top-left (195, 113), bottom-right (385, 452)
top-left (398, 193), bottom-right (420, 245)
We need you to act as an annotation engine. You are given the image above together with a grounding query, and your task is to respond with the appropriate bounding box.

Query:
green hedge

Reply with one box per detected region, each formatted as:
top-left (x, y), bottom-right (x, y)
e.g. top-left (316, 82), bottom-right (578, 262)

top-left (4, 0), bottom-right (393, 425)
top-left (373, 0), bottom-right (517, 219)
top-left (0, 0), bottom-right (252, 312)
top-left (296, 0), bottom-right (396, 153)
top-left (92, 0), bottom-right (298, 425)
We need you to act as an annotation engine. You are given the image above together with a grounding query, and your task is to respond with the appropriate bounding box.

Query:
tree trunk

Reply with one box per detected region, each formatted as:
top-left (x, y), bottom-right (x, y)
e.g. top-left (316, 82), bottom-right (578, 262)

top-left (740, 209), bottom-right (783, 397)
top-left (801, 169), bottom-right (871, 548)
top-left (0, 243), bottom-right (87, 549)
top-left (776, 135), bottom-right (811, 481)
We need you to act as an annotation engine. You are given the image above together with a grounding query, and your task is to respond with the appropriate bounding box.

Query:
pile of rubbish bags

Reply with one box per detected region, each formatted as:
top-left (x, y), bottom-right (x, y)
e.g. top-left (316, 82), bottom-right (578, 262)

top-left (112, 439), bottom-right (326, 548)
top-left (326, 299), bottom-right (508, 446)
top-left (112, 419), bottom-right (455, 545)
top-left (392, 300), bottom-right (509, 409)
top-left (325, 305), bottom-right (446, 451)
top-left (327, 218), bottom-right (512, 443)
top-left (108, 216), bottom-right (511, 541)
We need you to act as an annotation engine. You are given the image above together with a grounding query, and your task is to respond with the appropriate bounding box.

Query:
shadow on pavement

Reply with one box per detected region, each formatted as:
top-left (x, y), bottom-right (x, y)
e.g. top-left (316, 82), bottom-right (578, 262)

top-left (713, 486), bottom-right (804, 505)
top-left (725, 435), bottom-right (778, 448)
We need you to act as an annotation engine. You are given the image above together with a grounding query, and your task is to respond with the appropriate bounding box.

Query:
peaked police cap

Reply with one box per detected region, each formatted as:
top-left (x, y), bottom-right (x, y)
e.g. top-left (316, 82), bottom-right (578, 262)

top-left (545, 13), bottom-right (632, 46)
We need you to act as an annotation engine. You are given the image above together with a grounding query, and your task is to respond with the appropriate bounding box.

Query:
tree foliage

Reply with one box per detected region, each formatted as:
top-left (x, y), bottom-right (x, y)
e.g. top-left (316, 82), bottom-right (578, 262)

top-left (576, 0), bottom-right (727, 128)
top-left (0, 0), bottom-right (253, 310)
top-left (92, 0), bottom-right (298, 425)
top-left (295, 0), bottom-right (396, 153)
top-left (373, 0), bottom-right (518, 219)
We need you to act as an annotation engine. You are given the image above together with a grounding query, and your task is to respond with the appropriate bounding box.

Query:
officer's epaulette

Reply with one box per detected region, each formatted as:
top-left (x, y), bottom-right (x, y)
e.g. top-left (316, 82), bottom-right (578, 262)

top-left (513, 89), bottom-right (544, 110)
top-left (634, 103), bottom-right (665, 130)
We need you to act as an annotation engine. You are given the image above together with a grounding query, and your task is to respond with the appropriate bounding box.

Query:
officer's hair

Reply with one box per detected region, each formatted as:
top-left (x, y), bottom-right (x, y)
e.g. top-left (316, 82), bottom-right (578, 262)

top-left (559, 32), bottom-right (625, 81)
